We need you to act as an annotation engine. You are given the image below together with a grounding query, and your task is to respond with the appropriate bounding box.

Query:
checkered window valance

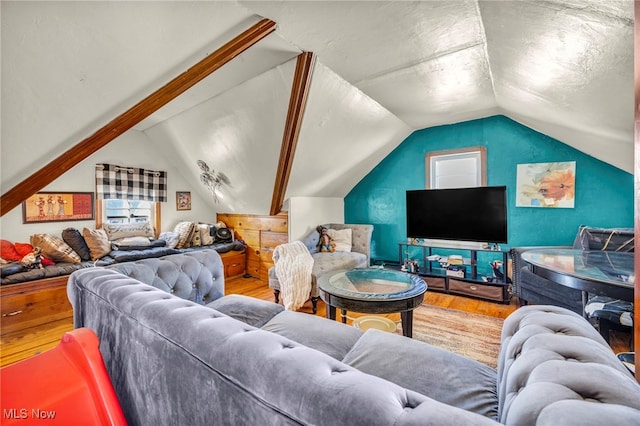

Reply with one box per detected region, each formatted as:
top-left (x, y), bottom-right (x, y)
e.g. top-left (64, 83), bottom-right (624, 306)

top-left (95, 163), bottom-right (167, 202)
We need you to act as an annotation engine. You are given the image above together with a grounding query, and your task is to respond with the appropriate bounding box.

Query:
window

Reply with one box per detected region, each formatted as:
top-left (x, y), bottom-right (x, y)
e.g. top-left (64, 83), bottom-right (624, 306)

top-left (103, 199), bottom-right (153, 224)
top-left (95, 199), bottom-right (161, 234)
top-left (94, 163), bottom-right (166, 236)
top-left (426, 147), bottom-right (487, 189)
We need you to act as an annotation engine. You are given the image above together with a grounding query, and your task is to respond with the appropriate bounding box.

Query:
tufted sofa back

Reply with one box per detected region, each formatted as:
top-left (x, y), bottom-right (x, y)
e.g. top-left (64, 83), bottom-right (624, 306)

top-left (68, 268), bottom-right (498, 426)
top-left (105, 249), bottom-right (224, 305)
top-left (497, 305), bottom-right (640, 424)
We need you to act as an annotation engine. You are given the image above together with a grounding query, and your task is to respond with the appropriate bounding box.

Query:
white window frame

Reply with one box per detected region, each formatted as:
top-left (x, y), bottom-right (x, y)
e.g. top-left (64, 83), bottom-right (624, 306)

top-left (96, 199), bottom-right (161, 238)
top-left (425, 147), bottom-right (487, 189)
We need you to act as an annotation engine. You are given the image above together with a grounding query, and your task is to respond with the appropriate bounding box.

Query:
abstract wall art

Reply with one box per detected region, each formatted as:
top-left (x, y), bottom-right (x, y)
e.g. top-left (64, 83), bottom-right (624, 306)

top-left (516, 162), bottom-right (576, 208)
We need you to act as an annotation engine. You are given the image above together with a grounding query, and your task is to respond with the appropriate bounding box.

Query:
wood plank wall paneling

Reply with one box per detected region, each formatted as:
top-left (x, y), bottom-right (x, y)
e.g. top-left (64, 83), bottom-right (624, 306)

top-left (218, 213), bottom-right (289, 283)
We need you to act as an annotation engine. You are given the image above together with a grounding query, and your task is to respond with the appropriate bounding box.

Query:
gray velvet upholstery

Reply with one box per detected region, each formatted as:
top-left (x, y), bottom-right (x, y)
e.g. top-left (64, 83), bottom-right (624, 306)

top-left (67, 253), bottom-right (640, 425)
top-left (105, 249), bottom-right (224, 305)
top-left (343, 329), bottom-right (499, 420)
top-left (206, 294), bottom-right (284, 327)
top-left (68, 267), bottom-right (498, 426)
top-left (261, 310), bottom-right (363, 360)
top-left (497, 305), bottom-right (640, 425)
top-left (268, 223), bottom-right (373, 308)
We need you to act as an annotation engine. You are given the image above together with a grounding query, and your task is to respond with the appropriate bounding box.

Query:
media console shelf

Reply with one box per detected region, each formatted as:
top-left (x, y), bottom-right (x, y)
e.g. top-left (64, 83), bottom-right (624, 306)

top-left (398, 242), bottom-right (511, 303)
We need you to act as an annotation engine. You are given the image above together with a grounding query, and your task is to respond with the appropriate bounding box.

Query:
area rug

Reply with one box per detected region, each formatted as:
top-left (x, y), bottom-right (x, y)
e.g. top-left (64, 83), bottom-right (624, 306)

top-left (404, 305), bottom-right (504, 369)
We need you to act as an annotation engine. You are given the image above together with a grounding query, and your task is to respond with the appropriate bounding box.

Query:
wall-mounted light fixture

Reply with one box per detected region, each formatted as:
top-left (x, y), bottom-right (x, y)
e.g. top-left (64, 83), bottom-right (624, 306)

top-left (197, 160), bottom-right (229, 203)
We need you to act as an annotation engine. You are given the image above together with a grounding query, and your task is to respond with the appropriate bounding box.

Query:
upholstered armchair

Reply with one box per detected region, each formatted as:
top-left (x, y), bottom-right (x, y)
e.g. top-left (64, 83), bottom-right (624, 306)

top-left (268, 223), bottom-right (374, 313)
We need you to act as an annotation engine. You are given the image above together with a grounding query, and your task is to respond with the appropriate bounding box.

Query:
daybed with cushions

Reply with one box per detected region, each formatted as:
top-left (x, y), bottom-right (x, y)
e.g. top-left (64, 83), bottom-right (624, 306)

top-left (67, 252), bottom-right (640, 425)
top-left (0, 221), bottom-right (246, 365)
top-left (0, 220), bottom-right (245, 285)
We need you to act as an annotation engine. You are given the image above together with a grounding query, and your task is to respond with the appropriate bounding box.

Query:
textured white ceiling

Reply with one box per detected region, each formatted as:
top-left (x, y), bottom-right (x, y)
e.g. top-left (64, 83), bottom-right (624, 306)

top-left (1, 1), bottom-right (634, 216)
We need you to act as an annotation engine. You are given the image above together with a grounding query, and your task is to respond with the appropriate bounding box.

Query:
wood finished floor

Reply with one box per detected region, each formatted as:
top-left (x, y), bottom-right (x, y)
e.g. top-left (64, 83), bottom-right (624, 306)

top-left (229, 275), bottom-right (632, 354)
top-left (229, 275), bottom-right (519, 321)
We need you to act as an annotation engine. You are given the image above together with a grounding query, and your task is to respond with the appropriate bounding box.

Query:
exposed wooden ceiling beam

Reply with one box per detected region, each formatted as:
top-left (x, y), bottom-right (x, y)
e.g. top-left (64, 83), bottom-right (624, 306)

top-left (270, 52), bottom-right (316, 216)
top-left (1, 18), bottom-right (277, 217)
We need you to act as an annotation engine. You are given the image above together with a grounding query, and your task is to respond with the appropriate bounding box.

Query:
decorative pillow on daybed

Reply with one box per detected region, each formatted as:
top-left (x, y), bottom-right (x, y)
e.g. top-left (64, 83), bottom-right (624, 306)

top-left (173, 221), bottom-right (196, 249)
top-left (103, 222), bottom-right (155, 242)
top-left (62, 227), bottom-right (92, 261)
top-left (328, 228), bottom-right (352, 252)
top-left (190, 229), bottom-right (202, 247)
top-left (108, 247), bottom-right (180, 263)
top-left (82, 228), bottom-right (111, 261)
top-left (1, 239), bottom-right (23, 262)
top-left (197, 223), bottom-right (215, 246)
top-left (111, 237), bottom-right (166, 251)
top-left (159, 231), bottom-right (181, 249)
top-left (30, 234), bottom-right (81, 263)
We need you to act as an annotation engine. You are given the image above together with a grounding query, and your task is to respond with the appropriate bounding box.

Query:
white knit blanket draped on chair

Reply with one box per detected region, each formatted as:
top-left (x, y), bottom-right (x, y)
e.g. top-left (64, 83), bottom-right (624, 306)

top-left (272, 240), bottom-right (314, 311)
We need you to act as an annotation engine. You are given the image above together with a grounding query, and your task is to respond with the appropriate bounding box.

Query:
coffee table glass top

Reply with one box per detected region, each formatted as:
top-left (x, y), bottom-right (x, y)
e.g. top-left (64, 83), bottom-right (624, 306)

top-left (318, 268), bottom-right (427, 301)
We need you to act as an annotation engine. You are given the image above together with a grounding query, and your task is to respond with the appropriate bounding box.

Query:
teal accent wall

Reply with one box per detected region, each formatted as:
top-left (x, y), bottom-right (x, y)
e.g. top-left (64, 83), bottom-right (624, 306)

top-left (345, 116), bottom-right (633, 263)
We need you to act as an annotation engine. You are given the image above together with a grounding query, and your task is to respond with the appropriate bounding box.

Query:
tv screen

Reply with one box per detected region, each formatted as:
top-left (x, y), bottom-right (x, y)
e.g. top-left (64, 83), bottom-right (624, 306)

top-left (406, 186), bottom-right (508, 244)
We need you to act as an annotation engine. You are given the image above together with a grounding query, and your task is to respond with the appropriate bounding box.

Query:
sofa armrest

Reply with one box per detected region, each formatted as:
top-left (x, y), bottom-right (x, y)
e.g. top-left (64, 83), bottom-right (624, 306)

top-left (498, 305), bottom-right (640, 424)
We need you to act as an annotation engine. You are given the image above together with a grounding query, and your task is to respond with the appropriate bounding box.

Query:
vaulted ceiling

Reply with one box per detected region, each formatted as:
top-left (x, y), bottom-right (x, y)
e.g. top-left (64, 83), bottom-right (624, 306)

top-left (1, 1), bottom-right (634, 215)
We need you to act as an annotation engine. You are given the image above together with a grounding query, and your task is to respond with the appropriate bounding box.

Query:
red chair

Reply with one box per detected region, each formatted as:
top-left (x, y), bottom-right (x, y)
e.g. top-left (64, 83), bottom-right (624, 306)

top-left (1, 328), bottom-right (127, 425)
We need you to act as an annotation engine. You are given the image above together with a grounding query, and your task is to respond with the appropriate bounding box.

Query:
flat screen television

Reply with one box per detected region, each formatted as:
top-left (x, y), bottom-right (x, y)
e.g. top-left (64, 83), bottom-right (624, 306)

top-left (406, 186), bottom-right (508, 244)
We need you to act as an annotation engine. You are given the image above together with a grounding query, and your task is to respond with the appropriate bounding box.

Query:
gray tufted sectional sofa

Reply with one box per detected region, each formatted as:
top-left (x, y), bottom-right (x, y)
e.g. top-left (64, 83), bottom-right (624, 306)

top-left (67, 251), bottom-right (640, 425)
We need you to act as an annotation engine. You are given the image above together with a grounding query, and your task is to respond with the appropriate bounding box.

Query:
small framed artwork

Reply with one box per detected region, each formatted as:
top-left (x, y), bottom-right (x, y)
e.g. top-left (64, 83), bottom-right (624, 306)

top-left (22, 192), bottom-right (94, 224)
top-left (176, 191), bottom-right (191, 211)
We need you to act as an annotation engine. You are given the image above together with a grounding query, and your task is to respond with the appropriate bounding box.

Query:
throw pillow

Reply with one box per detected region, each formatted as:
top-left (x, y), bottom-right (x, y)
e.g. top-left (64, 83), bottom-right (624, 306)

top-left (301, 228), bottom-right (320, 254)
top-left (0, 240), bottom-right (22, 262)
top-left (30, 234), bottom-right (81, 264)
top-left (14, 242), bottom-right (34, 257)
top-left (173, 221), bottom-right (196, 249)
top-left (112, 236), bottom-right (151, 247)
top-left (82, 228), bottom-right (112, 261)
top-left (197, 223), bottom-right (215, 246)
top-left (111, 239), bottom-right (165, 251)
top-left (190, 229), bottom-right (202, 247)
top-left (103, 222), bottom-right (155, 241)
top-left (158, 231), bottom-right (181, 249)
top-left (62, 228), bottom-right (92, 261)
top-left (328, 228), bottom-right (352, 252)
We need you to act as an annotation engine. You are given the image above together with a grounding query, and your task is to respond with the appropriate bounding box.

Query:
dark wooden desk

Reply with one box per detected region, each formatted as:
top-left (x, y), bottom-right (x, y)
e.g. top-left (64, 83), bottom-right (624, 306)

top-left (521, 249), bottom-right (634, 312)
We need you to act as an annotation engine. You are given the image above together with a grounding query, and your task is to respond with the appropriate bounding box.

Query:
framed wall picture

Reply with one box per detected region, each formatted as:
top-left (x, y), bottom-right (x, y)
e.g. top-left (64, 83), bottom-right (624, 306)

top-left (22, 192), bottom-right (94, 223)
top-left (516, 161), bottom-right (576, 208)
top-left (176, 191), bottom-right (191, 211)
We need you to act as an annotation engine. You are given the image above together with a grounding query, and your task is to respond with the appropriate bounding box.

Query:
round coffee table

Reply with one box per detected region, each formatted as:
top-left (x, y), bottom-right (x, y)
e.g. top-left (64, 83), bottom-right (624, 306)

top-left (318, 268), bottom-right (427, 338)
